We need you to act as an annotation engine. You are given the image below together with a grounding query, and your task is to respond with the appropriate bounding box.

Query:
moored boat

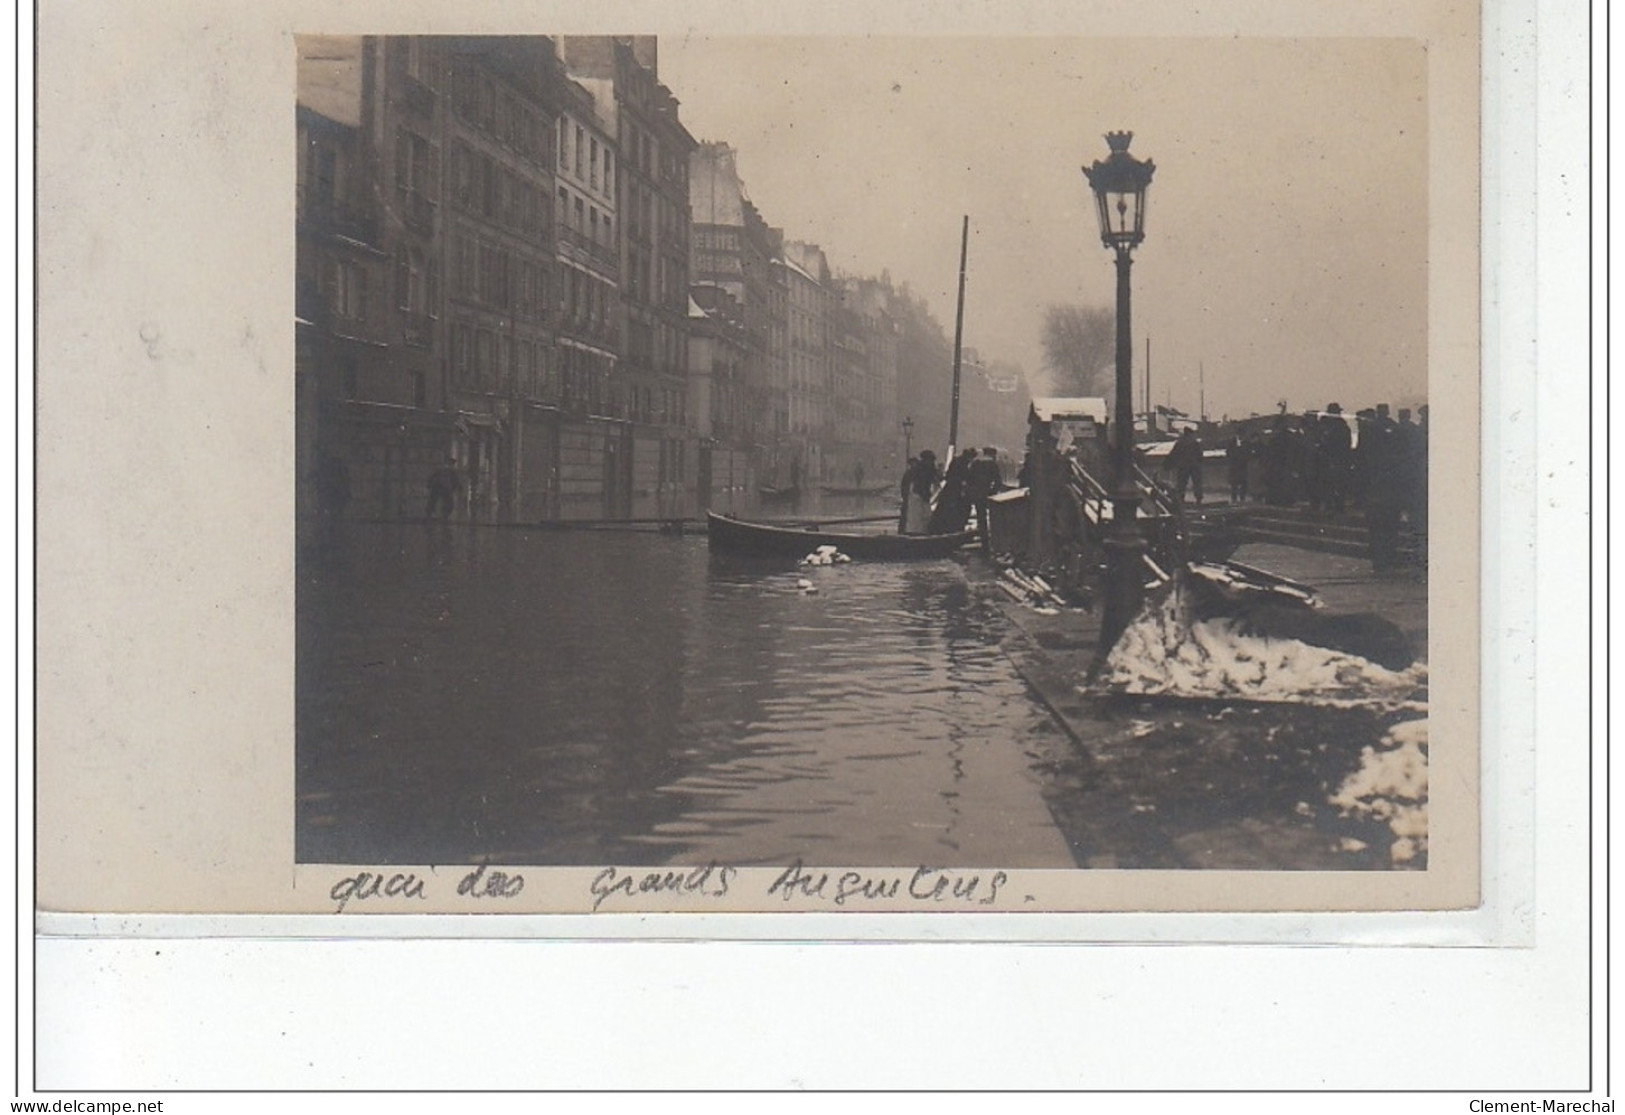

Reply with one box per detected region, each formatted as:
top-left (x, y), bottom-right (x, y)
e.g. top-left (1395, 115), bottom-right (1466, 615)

top-left (706, 512), bottom-right (974, 561)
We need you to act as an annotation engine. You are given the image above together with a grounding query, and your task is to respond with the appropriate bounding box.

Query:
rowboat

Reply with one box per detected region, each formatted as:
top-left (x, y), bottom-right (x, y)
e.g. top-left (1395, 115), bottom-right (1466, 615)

top-left (706, 512), bottom-right (974, 561)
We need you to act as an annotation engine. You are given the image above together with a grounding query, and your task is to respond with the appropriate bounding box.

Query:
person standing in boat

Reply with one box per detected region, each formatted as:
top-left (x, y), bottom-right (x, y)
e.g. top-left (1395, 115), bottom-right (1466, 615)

top-left (928, 448), bottom-right (977, 534)
top-left (901, 450), bottom-right (939, 535)
top-left (898, 456), bottom-right (918, 531)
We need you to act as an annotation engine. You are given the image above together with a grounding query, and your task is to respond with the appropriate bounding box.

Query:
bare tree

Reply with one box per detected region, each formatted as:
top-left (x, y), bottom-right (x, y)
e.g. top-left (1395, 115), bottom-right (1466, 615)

top-left (1039, 304), bottom-right (1115, 397)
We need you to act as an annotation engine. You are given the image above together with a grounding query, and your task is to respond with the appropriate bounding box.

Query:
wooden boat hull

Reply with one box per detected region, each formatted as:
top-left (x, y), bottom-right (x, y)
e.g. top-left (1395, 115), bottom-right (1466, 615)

top-left (706, 512), bottom-right (974, 561)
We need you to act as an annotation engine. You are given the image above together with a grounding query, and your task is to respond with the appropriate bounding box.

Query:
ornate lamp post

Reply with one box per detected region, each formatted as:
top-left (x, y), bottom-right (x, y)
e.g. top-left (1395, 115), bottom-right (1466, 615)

top-left (1083, 131), bottom-right (1156, 653)
top-left (901, 414), bottom-right (915, 462)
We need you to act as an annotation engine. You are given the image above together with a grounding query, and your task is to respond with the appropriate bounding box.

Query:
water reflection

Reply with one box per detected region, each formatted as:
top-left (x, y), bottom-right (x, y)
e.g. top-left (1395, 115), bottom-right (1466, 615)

top-left (298, 522), bottom-right (1075, 867)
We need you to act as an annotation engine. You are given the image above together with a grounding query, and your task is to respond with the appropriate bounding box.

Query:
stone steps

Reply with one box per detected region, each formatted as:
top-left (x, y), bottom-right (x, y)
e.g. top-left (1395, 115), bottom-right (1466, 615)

top-left (1229, 505), bottom-right (1422, 561)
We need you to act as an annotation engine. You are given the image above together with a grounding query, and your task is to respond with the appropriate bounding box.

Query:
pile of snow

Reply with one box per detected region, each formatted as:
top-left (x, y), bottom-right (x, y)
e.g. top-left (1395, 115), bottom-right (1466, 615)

top-left (794, 577), bottom-right (818, 593)
top-left (1329, 717), bottom-right (1429, 865)
top-left (1100, 581), bottom-right (1426, 707)
top-left (801, 545), bottom-right (852, 566)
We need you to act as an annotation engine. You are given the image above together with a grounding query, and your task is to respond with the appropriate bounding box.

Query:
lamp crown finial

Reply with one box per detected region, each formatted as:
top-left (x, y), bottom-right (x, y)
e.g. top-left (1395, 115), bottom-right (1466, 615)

top-left (1105, 131), bottom-right (1134, 152)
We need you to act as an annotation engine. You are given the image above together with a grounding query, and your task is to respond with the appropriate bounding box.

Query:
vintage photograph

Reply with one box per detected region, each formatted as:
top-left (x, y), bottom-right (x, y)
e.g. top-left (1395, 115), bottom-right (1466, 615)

top-left (291, 32), bottom-right (1461, 904)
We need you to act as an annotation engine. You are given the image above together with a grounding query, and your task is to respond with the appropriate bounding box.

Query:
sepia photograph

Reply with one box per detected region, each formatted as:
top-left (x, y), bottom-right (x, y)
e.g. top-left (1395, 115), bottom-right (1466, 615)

top-left (286, 31), bottom-right (1473, 911)
top-left (34, 0), bottom-right (1601, 1097)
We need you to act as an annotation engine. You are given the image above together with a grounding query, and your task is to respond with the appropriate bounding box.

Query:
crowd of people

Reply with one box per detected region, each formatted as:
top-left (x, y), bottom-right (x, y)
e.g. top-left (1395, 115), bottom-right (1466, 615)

top-left (1198, 401), bottom-right (1429, 572)
top-left (898, 447), bottom-right (1005, 542)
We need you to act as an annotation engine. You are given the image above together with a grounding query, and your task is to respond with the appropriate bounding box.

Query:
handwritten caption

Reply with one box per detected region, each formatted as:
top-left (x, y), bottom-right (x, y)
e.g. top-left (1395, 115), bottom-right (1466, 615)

top-left (328, 863), bottom-right (523, 912)
top-left (325, 859), bottom-right (1011, 913)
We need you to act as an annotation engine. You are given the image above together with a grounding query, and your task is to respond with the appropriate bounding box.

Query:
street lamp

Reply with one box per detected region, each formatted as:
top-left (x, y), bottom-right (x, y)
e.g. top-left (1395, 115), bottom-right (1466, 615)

top-left (901, 414), bottom-right (914, 462)
top-left (1083, 130), bottom-right (1156, 653)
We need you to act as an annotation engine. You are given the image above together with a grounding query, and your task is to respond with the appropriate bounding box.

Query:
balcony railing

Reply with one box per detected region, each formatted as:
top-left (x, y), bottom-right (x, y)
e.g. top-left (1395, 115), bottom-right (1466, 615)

top-left (559, 227), bottom-right (620, 274)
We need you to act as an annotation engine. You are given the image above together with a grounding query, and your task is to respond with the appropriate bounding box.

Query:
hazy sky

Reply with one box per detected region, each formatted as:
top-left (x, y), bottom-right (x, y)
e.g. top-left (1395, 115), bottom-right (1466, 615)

top-left (659, 36), bottom-right (1429, 418)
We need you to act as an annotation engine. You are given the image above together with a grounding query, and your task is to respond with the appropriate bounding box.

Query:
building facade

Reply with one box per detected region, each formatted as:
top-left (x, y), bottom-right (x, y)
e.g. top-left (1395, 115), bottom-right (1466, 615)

top-left (297, 34), bottom-right (952, 528)
top-left (686, 287), bottom-right (753, 509)
top-left (689, 141), bottom-right (782, 489)
top-left (550, 74), bottom-right (624, 519)
top-left (559, 36), bottom-right (698, 518)
top-left (781, 240), bottom-right (834, 485)
top-left (439, 37), bottom-right (564, 522)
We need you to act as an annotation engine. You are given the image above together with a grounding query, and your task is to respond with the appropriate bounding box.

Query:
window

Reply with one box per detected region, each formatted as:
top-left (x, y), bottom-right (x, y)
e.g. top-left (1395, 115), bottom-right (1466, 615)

top-left (396, 250), bottom-right (425, 311)
top-left (575, 126), bottom-right (585, 177)
top-left (477, 242), bottom-right (510, 309)
top-left (481, 155), bottom-right (498, 218)
top-left (516, 261), bottom-right (532, 319)
top-left (476, 330), bottom-right (494, 390)
top-left (452, 322), bottom-right (472, 383)
top-left (451, 144), bottom-right (471, 208)
top-left (454, 236), bottom-right (474, 297)
top-left (589, 137), bottom-right (598, 190)
top-left (394, 128), bottom-right (434, 195)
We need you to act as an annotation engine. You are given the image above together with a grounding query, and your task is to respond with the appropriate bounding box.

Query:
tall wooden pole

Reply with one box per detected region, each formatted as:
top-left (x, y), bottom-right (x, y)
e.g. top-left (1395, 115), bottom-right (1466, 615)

top-left (948, 215), bottom-right (969, 455)
top-left (1144, 335), bottom-right (1151, 431)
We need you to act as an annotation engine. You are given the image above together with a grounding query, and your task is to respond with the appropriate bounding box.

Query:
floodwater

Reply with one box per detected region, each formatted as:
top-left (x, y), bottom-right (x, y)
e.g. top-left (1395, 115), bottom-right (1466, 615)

top-left (297, 518), bottom-right (1077, 868)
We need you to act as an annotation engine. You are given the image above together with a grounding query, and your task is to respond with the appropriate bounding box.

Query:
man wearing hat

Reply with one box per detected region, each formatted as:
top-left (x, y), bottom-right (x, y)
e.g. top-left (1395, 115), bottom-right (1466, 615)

top-left (1316, 403), bottom-right (1353, 516)
top-left (901, 449), bottom-right (939, 535)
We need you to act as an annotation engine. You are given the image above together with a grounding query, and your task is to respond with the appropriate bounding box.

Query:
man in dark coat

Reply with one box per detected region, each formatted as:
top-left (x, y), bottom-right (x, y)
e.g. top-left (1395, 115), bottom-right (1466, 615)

top-left (1167, 427), bottom-right (1204, 504)
top-left (967, 447), bottom-right (1005, 547)
top-left (1317, 403), bottom-right (1354, 515)
top-left (928, 448), bottom-right (978, 534)
top-left (1225, 435), bottom-right (1249, 503)
top-left (1364, 404), bottom-right (1404, 572)
top-left (1263, 416), bottom-right (1296, 505)
top-left (901, 450), bottom-right (939, 534)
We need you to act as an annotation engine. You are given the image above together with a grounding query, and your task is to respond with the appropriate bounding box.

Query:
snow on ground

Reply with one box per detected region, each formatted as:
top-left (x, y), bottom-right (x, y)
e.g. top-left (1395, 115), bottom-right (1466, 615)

top-left (1329, 717), bottom-right (1429, 865)
top-left (1100, 581), bottom-right (1427, 709)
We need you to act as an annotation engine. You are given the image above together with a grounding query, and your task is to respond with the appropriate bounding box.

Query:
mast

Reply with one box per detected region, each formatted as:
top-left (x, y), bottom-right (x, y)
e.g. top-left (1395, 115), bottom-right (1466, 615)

top-left (1199, 360), bottom-right (1206, 422)
top-left (1144, 335), bottom-right (1151, 433)
top-left (948, 215), bottom-right (969, 455)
